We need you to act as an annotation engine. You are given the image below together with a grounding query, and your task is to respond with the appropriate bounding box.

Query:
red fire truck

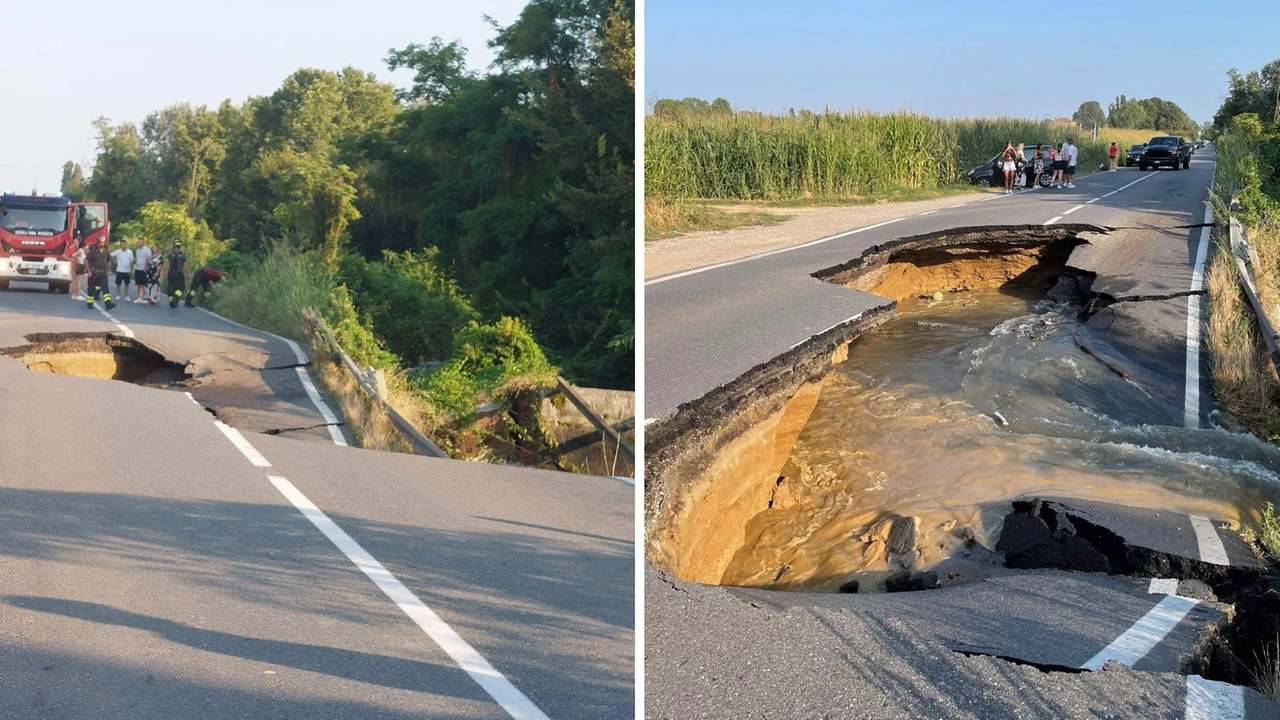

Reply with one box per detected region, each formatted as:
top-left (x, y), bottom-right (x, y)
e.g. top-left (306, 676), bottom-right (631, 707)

top-left (0, 193), bottom-right (109, 292)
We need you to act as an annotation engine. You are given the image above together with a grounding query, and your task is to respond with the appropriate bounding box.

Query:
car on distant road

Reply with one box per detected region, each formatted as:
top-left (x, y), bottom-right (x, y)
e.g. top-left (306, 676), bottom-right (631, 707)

top-left (1139, 136), bottom-right (1191, 171)
top-left (965, 144), bottom-right (1055, 188)
top-left (1125, 143), bottom-right (1146, 167)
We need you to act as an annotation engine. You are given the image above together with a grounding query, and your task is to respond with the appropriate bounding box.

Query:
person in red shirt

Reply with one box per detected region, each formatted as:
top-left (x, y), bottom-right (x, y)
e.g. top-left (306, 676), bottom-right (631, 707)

top-left (185, 266), bottom-right (226, 307)
top-left (1108, 142), bottom-right (1119, 172)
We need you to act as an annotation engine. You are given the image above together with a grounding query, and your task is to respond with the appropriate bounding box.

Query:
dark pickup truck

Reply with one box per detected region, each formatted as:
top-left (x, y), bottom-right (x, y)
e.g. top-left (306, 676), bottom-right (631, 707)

top-left (1139, 135), bottom-right (1191, 171)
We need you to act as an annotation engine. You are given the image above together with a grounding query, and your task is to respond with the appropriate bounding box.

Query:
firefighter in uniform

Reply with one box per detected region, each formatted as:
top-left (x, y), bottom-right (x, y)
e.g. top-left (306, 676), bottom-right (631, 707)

top-left (84, 236), bottom-right (116, 310)
top-left (166, 240), bottom-right (188, 309)
top-left (186, 267), bottom-right (226, 307)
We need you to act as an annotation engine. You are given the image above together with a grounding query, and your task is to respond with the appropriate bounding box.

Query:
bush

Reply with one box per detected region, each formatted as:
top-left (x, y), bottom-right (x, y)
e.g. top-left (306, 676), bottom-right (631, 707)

top-left (116, 201), bottom-right (229, 270)
top-left (210, 245), bottom-right (333, 341)
top-left (418, 316), bottom-right (557, 418)
top-left (323, 284), bottom-right (400, 371)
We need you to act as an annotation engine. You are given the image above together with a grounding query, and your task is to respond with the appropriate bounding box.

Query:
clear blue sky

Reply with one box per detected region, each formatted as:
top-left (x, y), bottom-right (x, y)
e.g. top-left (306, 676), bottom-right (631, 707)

top-left (645, 0), bottom-right (1280, 125)
top-left (2, 0), bottom-right (528, 193)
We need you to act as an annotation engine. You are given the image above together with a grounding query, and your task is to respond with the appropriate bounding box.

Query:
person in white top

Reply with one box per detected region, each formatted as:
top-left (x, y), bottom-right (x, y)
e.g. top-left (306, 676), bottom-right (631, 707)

top-left (1063, 139), bottom-right (1079, 188)
top-left (111, 239), bottom-right (135, 302)
top-left (133, 239), bottom-right (153, 302)
top-left (70, 235), bottom-right (87, 300)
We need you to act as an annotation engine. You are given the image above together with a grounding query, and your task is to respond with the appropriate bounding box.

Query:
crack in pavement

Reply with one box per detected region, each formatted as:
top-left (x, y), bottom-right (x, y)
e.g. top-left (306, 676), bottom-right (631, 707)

top-left (261, 422), bottom-right (346, 436)
top-left (948, 646), bottom-right (1088, 675)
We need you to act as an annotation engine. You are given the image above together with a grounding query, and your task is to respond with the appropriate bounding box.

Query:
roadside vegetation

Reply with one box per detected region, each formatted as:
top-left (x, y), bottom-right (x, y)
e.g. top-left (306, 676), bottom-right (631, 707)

top-left (1204, 58), bottom-right (1280, 445)
top-left (64, 0), bottom-right (635, 466)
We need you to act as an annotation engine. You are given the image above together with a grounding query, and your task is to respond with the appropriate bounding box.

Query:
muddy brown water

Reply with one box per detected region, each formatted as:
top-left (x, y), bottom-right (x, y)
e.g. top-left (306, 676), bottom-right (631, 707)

top-left (720, 289), bottom-right (1280, 592)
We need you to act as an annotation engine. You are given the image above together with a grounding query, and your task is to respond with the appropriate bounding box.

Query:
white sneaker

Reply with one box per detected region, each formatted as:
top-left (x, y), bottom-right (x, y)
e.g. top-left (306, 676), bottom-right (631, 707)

top-left (1067, 183), bottom-right (1076, 188)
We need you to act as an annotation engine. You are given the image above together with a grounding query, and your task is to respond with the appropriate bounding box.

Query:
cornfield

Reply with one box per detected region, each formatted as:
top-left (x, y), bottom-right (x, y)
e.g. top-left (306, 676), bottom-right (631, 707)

top-left (646, 110), bottom-right (1170, 201)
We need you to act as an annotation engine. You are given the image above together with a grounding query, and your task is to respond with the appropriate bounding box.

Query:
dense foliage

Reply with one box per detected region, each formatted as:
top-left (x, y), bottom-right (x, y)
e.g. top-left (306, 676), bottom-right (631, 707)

top-left (1106, 95), bottom-right (1196, 134)
top-left (68, 0), bottom-right (634, 390)
top-left (1213, 58), bottom-right (1280, 216)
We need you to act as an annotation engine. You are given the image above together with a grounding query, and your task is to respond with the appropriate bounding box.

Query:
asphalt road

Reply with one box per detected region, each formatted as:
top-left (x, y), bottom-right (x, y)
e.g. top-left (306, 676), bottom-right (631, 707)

top-left (643, 149), bottom-right (1280, 717)
top-left (0, 290), bottom-right (634, 719)
top-left (645, 152), bottom-right (1216, 421)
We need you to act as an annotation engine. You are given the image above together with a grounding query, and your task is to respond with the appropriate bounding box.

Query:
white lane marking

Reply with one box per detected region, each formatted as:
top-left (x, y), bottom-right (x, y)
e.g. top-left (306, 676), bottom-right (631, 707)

top-left (92, 304), bottom-right (134, 338)
top-left (789, 312), bottom-right (864, 350)
top-left (645, 217), bottom-right (906, 286)
top-left (1115, 171), bottom-right (1160, 193)
top-left (1061, 204), bottom-right (1085, 216)
top-left (294, 367), bottom-right (348, 446)
top-left (611, 475), bottom-right (636, 487)
top-left (1184, 207), bottom-right (1212, 428)
top-left (1081, 593), bottom-right (1200, 670)
top-left (1102, 191), bottom-right (1118, 198)
top-left (213, 420), bottom-right (272, 467)
top-left (643, 417), bottom-right (657, 426)
top-left (267, 475), bottom-right (550, 720)
top-left (1086, 198), bottom-right (1101, 204)
top-left (918, 210), bottom-right (938, 216)
top-left (1044, 216), bottom-right (1063, 226)
top-left (1148, 578), bottom-right (1179, 595)
top-left (1186, 674), bottom-right (1244, 720)
top-left (1189, 515), bottom-right (1230, 565)
top-left (195, 307), bottom-right (346, 447)
top-left (947, 204), bottom-right (967, 208)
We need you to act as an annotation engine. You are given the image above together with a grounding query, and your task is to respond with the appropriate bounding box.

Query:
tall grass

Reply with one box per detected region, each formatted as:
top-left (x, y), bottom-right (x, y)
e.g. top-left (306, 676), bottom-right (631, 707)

top-left (211, 245), bottom-right (335, 342)
top-left (646, 110), bottom-right (1170, 201)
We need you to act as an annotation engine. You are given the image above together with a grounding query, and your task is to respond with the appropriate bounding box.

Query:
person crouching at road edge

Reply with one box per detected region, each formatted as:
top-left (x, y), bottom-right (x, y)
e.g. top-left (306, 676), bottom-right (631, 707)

top-left (166, 240), bottom-right (188, 309)
top-left (185, 267), bottom-right (226, 308)
top-left (111, 238), bottom-right (134, 302)
top-left (84, 236), bottom-right (116, 310)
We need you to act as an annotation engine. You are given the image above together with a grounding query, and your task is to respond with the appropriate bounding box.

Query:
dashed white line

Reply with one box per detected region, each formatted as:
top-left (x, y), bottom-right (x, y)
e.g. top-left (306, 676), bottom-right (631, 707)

top-left (1080, 593), bottom-right (1200, 670)
top-left (645, 218), bottom-right (905, 286)
top-left (1086, 198), bottom-right (1101, 204)
top-left (946, 204), bottom-right (967, 208)
top-left (918, 210), bottom-right (938, 216)
top-left (1188, 515), bottom-right (1230, 565)
top-left (1185, 674), bottom-right (1244, 720)
top-left (1061, 204), bottom-right (1085, 216)
top-left (1044, 216), bottom-right (1063, 226)
top-left (92, 304), bottom-right (134, 338)
top-left (1184, 207), bottom-right (1212, 428)
top-left (267, 475), bottom-right (551, 720)
top-left (213, 420), bottom-right (272, 467)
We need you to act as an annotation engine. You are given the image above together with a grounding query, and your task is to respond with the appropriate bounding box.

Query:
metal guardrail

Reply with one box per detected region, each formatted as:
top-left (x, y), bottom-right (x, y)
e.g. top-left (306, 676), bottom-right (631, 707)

top-left (555, 376), bottom-right (636, 463)
top-left (1227, 207), bottom-right (1280, 375)
top-left (304, 308), bottom-right (450, 459)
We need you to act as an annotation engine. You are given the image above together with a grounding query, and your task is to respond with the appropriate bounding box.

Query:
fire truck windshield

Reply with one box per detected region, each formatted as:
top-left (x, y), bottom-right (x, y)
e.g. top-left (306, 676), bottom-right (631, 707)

top-left (0, 205), bottom-right (68, 234)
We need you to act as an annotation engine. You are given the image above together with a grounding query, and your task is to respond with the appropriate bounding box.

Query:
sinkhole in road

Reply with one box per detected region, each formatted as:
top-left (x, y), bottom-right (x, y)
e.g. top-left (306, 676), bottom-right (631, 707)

top-left (1, 332), bottom-right (191, 386)
top-left (656, 225), bottom-right (1280, 596)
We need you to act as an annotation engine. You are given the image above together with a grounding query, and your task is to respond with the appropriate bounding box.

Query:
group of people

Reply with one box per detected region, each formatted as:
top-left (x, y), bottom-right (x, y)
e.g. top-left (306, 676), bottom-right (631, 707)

top-left (69, 234), bottom-right (225, 311)
top-left (999, 139), bottom-right (1082, 193)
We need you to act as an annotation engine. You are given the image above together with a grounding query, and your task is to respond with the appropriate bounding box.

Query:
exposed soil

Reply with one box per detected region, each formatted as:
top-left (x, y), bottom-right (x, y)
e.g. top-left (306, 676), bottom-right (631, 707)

top-left (1, 332), bottom-right (191, 386)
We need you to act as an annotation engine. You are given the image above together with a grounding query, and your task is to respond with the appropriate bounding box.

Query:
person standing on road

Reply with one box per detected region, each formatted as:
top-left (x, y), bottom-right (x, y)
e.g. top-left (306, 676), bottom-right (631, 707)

top-left (1032, 147), bottom-right (1047, 188)
top-left (145, 242), bottom-right (163, 305)
top-left (1064, 138), bottom-right (1079, 188)
top-left (1014, 143), bottom-right (1028, 189)
top-left (1000, 141), bottom-right (1019, 195)
top-left (84, 236), bottom-right (116, 311)
top-left (166, 240), bottom-right (189, 309)
top-left (133, 238), bottom-right (152, 302)
top-left (1108, 142), bottom-right (1119, 172)
top-left (70, 234), bottom-right (87, 300)
top-left (111, 238), bottom-right (134, 302)
top-left (1051, 144), bottom-right (1067, 187)
top-left (185, 267), bottom-right (226, 307)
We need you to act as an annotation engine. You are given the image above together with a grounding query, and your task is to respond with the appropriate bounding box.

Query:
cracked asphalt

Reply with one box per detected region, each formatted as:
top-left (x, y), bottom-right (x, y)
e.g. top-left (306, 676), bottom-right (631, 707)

top-left (643, 149), bottom-right (1280, 717)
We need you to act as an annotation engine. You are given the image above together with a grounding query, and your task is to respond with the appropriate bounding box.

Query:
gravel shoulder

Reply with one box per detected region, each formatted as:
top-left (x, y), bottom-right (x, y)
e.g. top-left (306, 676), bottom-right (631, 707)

top-left (644, 191), bottom-right (990, 279)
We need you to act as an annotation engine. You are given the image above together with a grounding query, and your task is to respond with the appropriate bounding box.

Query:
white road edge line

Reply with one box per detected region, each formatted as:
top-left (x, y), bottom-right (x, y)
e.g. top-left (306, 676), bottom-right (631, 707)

top-left (789, 312), bottom-right (863, 350)
top-left (266, 475), bottom-right (550, 720)
top-left (195, 307), bottom-right (347, 446)
top-left (1086, 198), bottom-right (1101, 204)
top-left (946, 203), bottom-right (967, 208)
top-left (1080, 593), bottom-right (1200, 670)
top-left (213, 420), bottom-right (272, 467)
top-left (611, 475), bottom-right (636, 487)
top-left (645, 217), bottom-right (905, 286)
top-left (1184, 207), bottom-right (1212, 428)
top-left (918, 210), bottom-right (938, 216)
top-left (1061, 204), bottom-right (1085, 216)
top-left (92, 304), bottom-right (134, 338)
top-left (1185, 674), bottom-right (1245, 720)
top-left (1188, 515), bottom-right (1230, 565)
top-left (1044, 216), bottom-right (1063, 226)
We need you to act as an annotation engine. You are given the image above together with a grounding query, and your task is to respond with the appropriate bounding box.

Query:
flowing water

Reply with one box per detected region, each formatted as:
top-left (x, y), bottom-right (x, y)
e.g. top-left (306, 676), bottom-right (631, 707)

top-left (721, 289), bottom-right (1280, 591)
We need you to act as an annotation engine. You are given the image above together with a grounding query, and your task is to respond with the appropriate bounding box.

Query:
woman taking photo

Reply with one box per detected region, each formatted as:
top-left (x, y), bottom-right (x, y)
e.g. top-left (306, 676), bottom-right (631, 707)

top-left (1000, 141), bottom-right (1018, 195)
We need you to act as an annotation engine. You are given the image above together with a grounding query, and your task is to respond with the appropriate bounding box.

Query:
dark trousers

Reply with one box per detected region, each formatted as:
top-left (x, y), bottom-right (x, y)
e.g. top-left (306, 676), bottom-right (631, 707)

top-left (187, 272), bottom-right (211, 305)
top-left (86, 273), bottom-right (110, 305)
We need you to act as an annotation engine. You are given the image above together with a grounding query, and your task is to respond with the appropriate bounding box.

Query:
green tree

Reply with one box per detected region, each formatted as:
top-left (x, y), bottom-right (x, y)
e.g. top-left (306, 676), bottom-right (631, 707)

top-left (88, 117), bottom-right (157, 221)
top-left (60, 162), bottom-right (89, 201)
top-left (1108, 96), bottom-right (1150, 129)
top-left (116, 201), bottom-right (228, 269)
top-left (1072, 100), bottom-right (1106, 127)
